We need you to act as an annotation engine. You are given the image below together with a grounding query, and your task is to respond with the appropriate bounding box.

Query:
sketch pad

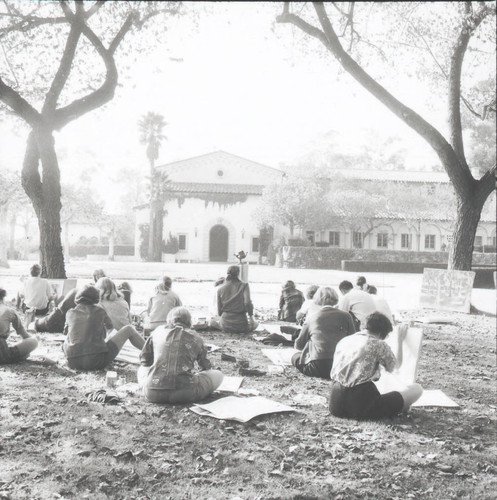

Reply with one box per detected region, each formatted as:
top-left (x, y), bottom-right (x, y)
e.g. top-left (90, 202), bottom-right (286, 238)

top-left (262, 348), bottom-right (300, 366)
top-left (190, 396), bottom-right (295, 422)
top-left (216, 376), bottom-right (243, 393)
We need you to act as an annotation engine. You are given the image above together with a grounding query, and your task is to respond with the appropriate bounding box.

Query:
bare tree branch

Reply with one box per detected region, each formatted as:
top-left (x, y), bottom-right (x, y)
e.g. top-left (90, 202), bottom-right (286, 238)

top-left (42, 12), bottom-right (82, 115)
top-left (0, 76), bottom-right (42, 127)
top-left (278, 2), bottom-right (475, 199)
top-left (448, 2), bottom-right (492, 164)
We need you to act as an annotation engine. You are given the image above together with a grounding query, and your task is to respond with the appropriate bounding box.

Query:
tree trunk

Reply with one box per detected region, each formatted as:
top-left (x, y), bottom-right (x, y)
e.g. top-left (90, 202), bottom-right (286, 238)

top-left (147, 199), bottom-right (164, 262)
top-left (0, 205), bottom-right (10, 267)
top-left (63, 222), bottom-right (71, 263)
top-left (22, 130), bottom-right (66, 278)
top-left (108, 231), bottom-right (115, 261)
top-left (448, 195), bottom-right (486, 271)
top-left (9, 213), bottom-right (16, 255)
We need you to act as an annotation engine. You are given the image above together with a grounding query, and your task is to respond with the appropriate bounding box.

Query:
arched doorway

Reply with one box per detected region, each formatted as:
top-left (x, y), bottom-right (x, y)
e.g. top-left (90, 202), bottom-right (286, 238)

top-left (209, 225), bottom-right (229, 262)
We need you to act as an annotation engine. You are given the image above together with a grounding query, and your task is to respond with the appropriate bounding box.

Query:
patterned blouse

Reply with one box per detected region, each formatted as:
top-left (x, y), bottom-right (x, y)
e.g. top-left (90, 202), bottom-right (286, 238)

top-left (331, 331), bottom-right (397, 387)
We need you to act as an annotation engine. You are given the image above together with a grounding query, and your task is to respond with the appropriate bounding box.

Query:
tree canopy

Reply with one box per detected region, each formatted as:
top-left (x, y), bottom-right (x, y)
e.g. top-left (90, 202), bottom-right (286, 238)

top-left (277, 2), bottom-right (496, 269)
top-left (0, 1), bottom-right (181, 277)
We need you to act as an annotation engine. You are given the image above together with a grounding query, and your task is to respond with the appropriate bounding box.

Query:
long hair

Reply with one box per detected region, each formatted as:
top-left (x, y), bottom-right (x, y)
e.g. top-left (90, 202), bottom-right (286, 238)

top-left (96, 277), bottom-right (122, 301)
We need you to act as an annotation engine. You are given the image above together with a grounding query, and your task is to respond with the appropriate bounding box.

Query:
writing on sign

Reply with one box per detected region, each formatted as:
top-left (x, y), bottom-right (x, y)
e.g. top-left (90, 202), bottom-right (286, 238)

top-left (420, 268), bottom-right (475, 313)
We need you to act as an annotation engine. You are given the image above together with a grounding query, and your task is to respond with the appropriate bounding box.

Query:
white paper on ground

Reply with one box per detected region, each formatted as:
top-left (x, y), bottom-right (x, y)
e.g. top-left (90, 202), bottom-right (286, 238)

top-left (411, 389), bottom-right (459, 407)
top-left (216, 376), bottom-right (243, 393)
top-left (190, 396), bottom-right (295, 422)
top-left (262, 348), bottom-right (300, 366)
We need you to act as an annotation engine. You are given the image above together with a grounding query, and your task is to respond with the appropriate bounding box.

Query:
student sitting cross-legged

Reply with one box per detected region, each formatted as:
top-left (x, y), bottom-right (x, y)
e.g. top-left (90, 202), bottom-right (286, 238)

top-left (291, 286), bottom-right (356, 379)
top-left (137, 307), bottom-right (223, 404)
top-left (0, 288), bottom-right (38, 364)
top-left (63, 285), bottom-right (145, 371)
top-left (329, 312), bottom-right (423, 420)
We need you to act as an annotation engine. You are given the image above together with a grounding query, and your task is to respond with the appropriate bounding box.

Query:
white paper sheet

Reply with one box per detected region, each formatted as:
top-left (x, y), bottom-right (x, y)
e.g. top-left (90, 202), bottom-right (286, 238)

top-left (190, 396), bottom-right (295, 422)
top-left (411, 389), bottom-right (459, 407)
top-left (216, 376), bottom-right (243, 393)
top-left (262, 348), bottom-right (300, 366)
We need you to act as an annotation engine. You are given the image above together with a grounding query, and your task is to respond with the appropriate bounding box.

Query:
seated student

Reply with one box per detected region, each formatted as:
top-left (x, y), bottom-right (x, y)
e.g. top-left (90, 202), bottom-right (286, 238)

top-left (367, 285), bottom-right (394, 324)
top-left (138, 306), bottom-right (223, 404)
top-left (338, 280), bottom-right (376, 332)
top-left (21, 264), bottom-right (54, 316)
top-left (329, 312), bottom-right (422, 420)
top-left (208, 277), bottom-right (225, 330)
top-left (96, 277), bottom-right (131, 331)
top-left (278, 280), bottom-right (305, 323)
top-left (0, 288), bottom-right (38, 364)
top-left (291, 287), bottom-right (355, 379)
top-left (296, 284), bottom-right (319, 325)
top-left (217, 265), bottom-right (258, 334)
top-left (63, 285), bottom-right (144, 371)
top-left (147, 276), bottom-right (182, 333)
top-left (34, 268), bottom-right (106, 333)
top-left (117, 282), bottom-right (132, 308)
top-left (356, 276), bottom-right (368, 291)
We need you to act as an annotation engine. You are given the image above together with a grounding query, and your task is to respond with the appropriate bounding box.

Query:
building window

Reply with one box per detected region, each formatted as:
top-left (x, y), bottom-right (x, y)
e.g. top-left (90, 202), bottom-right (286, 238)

top-left (178, 234), bottom-right (187, 251)
top-left (401, 233), bottom-right (412, 249)
top-left (352, 231), bottom-right (363, 249)
top-left (424, 234), bottom-right (436, 250)
top-left (329, 231), bottom-right (340, 247)
top-left (377, 233), bottom-right (388, 248)
top-left (251, 237), bottom-right (260, 253)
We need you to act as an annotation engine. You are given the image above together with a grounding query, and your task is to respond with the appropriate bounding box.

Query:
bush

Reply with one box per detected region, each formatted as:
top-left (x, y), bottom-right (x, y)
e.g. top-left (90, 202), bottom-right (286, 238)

top-left (69, 245), bottom-right (135, 257)
top-left (163, 233), bottom-right (179, 254)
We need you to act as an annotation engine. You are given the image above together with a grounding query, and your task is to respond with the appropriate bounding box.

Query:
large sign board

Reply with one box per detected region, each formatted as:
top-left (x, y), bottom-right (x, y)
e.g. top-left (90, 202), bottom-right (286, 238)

top-left (420, 268), bottom-right (475, 313)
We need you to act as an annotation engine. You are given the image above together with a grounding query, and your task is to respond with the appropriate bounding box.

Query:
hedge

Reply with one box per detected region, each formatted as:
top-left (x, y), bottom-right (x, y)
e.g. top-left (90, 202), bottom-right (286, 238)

top-left (69, 245), bottom-right (135, 257)
top-left (279, 246), bottom-right (496, 270)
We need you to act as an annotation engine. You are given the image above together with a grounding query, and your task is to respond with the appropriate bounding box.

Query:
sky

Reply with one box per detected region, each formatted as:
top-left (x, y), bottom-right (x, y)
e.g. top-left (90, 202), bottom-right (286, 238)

top-left (0, 2), bottom-right (446, 212)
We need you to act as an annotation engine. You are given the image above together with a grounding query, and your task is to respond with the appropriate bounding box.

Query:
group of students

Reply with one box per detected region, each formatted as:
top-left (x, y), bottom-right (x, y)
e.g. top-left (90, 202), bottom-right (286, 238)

top-left (1, 266), bottom-right (421, 419)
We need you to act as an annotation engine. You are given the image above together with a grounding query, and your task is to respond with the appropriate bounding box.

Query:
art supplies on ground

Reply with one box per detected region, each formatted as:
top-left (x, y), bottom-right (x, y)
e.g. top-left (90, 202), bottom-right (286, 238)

top-left (262, 348), bottom-right (300, 366)
top-left (190, 396), bottom-right (295, 422)
top-left (411, 390), bottom-right (459, 408)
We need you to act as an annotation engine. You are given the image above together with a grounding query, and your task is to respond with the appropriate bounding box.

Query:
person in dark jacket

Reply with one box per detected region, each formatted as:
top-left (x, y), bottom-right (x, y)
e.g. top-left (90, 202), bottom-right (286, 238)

top-left (292, 286), bottom-right (355, 379)
top-left (63, 285), bottom-right (144, 371)
top-left (217, 265), bottom-right (258, 333)
top-left (278, 280), bottom-right (305, 323)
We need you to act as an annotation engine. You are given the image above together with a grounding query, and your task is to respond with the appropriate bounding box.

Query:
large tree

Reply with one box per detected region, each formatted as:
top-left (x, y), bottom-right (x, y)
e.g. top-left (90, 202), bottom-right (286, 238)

top-left (138, 111), bottom-right (168, 262)
top-left (277, 2), bottom-right (496, 270)
top-left (0, 1), bottom-right (180, 277)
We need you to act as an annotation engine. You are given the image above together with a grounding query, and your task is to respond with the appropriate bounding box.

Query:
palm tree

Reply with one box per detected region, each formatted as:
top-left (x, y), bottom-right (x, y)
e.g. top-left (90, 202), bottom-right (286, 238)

top-left (138, 112), bottom-right (167, 261)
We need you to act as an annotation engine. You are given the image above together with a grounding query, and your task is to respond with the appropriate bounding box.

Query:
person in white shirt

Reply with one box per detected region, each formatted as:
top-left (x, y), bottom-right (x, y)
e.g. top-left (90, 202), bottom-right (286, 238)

top-left (22, 264), bottom-right (53, 315)
top-left (367, 285), bottom-right (394, 324)
top-left (338, 280), bottom-right (376, 331)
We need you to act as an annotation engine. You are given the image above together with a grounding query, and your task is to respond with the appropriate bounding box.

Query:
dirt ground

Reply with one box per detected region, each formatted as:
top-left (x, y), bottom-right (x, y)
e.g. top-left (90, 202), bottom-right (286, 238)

top-left (1, 286), bottom-right (496, 500)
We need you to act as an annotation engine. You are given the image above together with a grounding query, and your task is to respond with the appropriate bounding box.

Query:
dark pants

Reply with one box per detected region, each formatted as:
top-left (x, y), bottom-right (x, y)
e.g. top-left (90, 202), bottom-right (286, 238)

top-left (291, 353), bottom-right (332, 379)
top-left (329, 380), bottom-right (403, 420)
top-left (36, 288), bottom-right (77, 333)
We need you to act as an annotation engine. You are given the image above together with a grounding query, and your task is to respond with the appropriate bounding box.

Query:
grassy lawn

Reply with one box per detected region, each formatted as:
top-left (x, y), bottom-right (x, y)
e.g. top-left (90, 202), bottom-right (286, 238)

top-left (1, 299), bottom-right (495, 499)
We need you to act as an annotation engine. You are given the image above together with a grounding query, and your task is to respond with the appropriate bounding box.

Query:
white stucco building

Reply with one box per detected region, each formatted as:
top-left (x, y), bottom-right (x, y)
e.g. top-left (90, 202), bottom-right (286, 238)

top-left (134, 151), bottom-right (496, 263)
top-left (134, 151), bottom-right (284, 263)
